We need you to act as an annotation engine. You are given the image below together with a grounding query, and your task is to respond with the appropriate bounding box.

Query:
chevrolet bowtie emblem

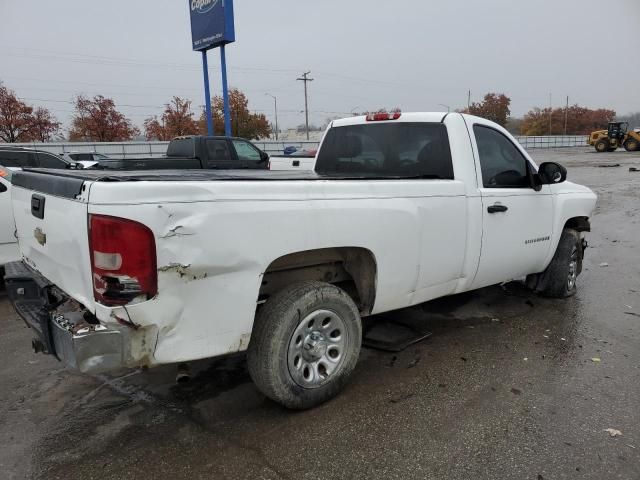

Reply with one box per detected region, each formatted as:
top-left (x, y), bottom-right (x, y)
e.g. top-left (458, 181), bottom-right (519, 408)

top-left (34, 227), bottom-right (47, 246)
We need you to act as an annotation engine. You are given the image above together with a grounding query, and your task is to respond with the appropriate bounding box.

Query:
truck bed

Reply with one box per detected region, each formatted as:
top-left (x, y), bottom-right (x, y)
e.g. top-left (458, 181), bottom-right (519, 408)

top-left (11, 168), bottom-right (429, 199)
top-left (12, 168), bottom-right (323, 199)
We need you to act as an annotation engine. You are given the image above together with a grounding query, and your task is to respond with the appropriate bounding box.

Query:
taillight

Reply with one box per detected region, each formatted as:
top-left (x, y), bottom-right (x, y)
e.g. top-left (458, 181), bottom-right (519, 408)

top-left (366, 112), bottom-right (401, 122)
top-left (89, 214), bottom-right (157, 306)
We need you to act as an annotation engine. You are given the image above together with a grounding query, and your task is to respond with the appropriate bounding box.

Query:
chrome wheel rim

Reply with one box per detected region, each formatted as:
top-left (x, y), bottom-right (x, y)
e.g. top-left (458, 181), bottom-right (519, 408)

top-left (567, 247), bottom-right (578, 291)
top-left (287, 309), bottom-right (348, 389)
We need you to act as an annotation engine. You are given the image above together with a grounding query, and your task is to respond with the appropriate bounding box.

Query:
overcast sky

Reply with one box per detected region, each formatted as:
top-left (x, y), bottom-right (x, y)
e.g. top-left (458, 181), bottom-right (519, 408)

top-left (1, 0), bottom-right (638, 132)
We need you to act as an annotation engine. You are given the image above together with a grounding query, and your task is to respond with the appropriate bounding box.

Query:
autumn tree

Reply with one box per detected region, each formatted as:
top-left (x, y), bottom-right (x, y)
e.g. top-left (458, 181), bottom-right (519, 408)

top-left (69, 95), bottom-right (139, 141)
top-left (461, 93), bottom-right (511, 127)
top-left (521, 106), bottom-right (616, 135)
top-left (144, 97), bottom-right (199, 140)
top-left (200, 88), bottom-right (271, 139)
top-left (0, 83), bottom-right (61, 143)
top-left (30, 107), bottom-right (62, 142)
top-left (0, 83), bottom-right (35, 142)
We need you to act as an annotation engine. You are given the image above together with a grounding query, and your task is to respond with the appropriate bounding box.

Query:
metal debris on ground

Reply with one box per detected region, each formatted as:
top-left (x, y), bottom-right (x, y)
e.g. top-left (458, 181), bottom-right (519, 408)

top-left (630, 167), bottom-right (639, 172)
top-left (591, 357), bottom-right (602, 363)
top-left (363, 319), bottom-right (432, 352)
top-left (599, 263), bottom-right (610, 267)
top-left (604, 428), bottom-right (622, 438)
top-left (598, 164), bottom-right (621, 168)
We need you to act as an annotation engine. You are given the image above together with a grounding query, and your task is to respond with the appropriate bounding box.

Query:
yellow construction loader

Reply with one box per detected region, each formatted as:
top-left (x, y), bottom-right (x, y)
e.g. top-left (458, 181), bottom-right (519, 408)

top-left (589, 122), bottom-right (640, 152)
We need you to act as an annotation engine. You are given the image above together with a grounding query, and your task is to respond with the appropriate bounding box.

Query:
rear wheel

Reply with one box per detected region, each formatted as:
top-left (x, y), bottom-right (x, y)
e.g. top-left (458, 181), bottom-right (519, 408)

top-left (624, 139), bottom-right (639, 152)
top-left (535, 229), bottom-right (582, 298)
top-left (595, 139), bottom-right (609, 153)
top-left (247, 281), bottom-right (362, 410)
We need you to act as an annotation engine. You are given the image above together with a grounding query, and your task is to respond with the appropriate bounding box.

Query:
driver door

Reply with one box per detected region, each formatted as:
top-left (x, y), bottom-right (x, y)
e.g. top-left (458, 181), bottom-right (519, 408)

top-left (470, 122), bottom-right (553, 289)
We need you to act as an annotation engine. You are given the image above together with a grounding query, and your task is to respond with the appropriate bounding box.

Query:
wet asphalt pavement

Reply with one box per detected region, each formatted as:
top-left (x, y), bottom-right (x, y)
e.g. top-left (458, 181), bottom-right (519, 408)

top-left (1, 148), bottom-right (639, 480)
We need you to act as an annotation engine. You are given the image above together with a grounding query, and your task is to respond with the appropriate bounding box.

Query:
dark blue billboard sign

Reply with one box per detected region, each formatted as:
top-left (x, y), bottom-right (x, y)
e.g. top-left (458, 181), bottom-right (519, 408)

top-left (189, 0), bottom-right (235, 51)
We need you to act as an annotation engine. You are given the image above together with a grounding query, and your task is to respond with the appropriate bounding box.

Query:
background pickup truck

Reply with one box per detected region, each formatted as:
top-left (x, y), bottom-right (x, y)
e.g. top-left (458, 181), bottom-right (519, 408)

top-left (4, 112), bottom-right (597, 410)
top-left (92, 135), bottom-right (270, 170)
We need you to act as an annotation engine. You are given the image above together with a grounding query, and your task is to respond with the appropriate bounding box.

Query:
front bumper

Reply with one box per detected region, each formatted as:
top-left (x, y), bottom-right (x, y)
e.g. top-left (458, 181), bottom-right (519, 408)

top-left (3, 261), bottom-right (127, 373)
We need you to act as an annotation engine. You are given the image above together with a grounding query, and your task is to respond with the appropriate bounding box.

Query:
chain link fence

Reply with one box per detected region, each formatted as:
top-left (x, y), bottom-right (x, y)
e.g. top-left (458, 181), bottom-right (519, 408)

top-left (10, 136), bottom-right (589, 159)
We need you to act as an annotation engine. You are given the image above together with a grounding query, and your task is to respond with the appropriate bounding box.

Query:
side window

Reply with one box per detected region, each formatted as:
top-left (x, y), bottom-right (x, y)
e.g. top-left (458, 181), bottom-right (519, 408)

top-left (473, 125), bottom-right (530, 188)
top-left (232, 140), bottom-right (261, 162)
top-left (205, 140), bottom-right (232, 165)
top-left (315, 123), bottom-right (454, 179)
top-left (0, 151), bottom-right (36, 168)
top-left (37, 153), bottom-right (67, 169)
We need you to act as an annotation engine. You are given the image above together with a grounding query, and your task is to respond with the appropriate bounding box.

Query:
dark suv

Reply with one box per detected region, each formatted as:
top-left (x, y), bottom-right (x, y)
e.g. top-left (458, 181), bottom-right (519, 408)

top-left (0, 147), bottom-right (82, 169)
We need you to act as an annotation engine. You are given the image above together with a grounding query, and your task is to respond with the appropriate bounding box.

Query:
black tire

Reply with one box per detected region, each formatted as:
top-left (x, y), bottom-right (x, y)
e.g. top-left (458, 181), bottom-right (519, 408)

top-left (536, 229), bottom-right (582, 298)
top-left (247, 281), bottom-right (362, 410)
top-left (595, 139), bottom-right (609, 153)
top-left (624, 139), bottom-right (639, 152)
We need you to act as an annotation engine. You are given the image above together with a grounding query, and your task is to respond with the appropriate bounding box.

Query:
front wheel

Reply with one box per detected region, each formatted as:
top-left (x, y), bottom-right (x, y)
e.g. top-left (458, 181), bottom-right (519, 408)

top-left (534, 229), bottom-right (583, 298)
top-left (247, 281), bottom-right (362, 409)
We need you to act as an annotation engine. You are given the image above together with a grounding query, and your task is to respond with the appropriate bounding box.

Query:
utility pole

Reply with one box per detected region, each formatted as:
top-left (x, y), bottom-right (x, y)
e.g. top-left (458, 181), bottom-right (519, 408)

top-left (564, 95), bottom-right (569, 136)
top-left (467, 90), bottom-right (471, 110)
top-left (265, 93), bottom-right (279, 141)
top-left (549, 93), bottom-right (553, 136)
top-left (297, 71), bottom-right (314, 140)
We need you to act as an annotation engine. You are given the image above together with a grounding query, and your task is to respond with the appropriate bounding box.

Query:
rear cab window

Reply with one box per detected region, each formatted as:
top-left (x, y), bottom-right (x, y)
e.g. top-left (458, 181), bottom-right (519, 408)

top-left (315, 122), bottom-right (454, 179)
top-left (204, 139), bottom-right (233, 167)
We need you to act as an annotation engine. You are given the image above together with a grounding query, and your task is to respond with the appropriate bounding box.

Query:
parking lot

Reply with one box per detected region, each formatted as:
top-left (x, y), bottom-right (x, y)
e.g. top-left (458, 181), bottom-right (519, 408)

top-left (1, 147), bottom-right (639, 480)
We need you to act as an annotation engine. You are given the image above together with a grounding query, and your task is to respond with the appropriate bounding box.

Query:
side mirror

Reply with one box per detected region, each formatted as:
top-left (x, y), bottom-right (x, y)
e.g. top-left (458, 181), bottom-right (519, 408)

top-left (0, 182), bottom-right (7, 193)
top-left (538, 162), bottom-right (567, 185)
top-left (259, 150), bottom-right (269, 162)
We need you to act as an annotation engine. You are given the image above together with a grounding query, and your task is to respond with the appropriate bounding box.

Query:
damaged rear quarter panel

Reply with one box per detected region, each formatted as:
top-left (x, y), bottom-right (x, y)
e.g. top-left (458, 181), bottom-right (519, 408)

top-left (87, 180), bottom-right (428, 366)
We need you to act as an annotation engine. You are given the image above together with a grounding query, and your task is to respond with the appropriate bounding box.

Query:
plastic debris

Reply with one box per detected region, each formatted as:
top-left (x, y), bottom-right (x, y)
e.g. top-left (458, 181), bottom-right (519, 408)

top-left (591, 357), bottom-right (602, 363)
top-left (599, 262), bottom-right (609, 267)
top-left (630, 167), bottom-right (639, 172)
top-left (604, 428), bottom-right (622, 437)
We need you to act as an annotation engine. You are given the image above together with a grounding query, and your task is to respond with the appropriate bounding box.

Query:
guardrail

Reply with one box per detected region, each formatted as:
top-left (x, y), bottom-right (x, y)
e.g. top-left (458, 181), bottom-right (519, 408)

top-left (514, 135), bottom-right (589, 149)
top-left (9, 136), bottom-right (590, 159)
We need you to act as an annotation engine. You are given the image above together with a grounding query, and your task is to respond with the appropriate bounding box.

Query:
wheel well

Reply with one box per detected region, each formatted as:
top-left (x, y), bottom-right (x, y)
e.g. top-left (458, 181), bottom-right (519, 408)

top-left (564, 216), bottom-right (590, 232)
top-left (259, 247), bottom-right (377, 316)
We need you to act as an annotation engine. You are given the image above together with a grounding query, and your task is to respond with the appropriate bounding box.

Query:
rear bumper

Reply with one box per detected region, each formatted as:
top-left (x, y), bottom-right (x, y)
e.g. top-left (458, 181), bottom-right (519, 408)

top-left (3, 261), bottom-right (127, 373)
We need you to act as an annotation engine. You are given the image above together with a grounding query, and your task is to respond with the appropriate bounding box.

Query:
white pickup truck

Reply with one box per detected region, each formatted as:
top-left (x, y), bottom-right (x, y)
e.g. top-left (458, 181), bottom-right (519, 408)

top-left (4, 112), bottom-right (597, 409)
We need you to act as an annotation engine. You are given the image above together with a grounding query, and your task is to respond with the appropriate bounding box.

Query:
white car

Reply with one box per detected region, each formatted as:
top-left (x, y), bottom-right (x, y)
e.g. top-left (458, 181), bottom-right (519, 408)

top-left (59, 152), bottom-right (110, 169)
top-left (0, 168), bottom-right (18, 266)
top-left (4, 112), bottom-right (597, 409)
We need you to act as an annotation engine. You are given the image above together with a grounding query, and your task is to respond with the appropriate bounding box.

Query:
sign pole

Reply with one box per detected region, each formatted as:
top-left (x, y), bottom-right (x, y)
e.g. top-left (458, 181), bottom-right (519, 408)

top-left (202, 50), bottom-right (213, 136)
top-left (220, 45), bottom-right (232, 136)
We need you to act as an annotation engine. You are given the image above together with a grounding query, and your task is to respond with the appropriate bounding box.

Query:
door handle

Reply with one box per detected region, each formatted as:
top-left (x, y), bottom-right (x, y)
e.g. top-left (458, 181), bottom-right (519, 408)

top-left (488, 204), bottom-right (508, 214)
